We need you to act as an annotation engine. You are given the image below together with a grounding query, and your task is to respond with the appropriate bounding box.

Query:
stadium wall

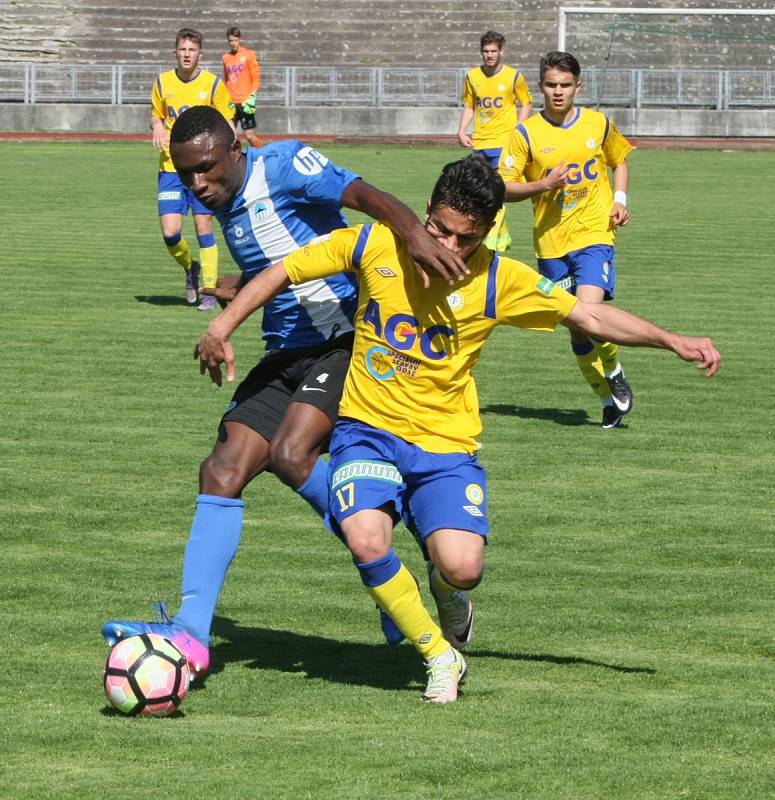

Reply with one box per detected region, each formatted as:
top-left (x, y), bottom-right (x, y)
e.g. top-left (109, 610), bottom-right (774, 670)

top-left (1, 103), bottom-right (773, 139)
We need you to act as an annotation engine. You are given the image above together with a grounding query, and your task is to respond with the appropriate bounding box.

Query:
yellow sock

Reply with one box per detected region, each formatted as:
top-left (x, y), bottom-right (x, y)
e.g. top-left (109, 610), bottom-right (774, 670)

top-left (593, 339), bottom-right (620, 376)
top-left (166, 238), bottom-right (192, 271)
top-left (199, 243), bottom-right (219, 290)
top-left (574, 346), bottom-right (610, 399)
top-left (368, 564), bottom-right (449, 660)
top-left (430, 566), bottom-right (459, 595)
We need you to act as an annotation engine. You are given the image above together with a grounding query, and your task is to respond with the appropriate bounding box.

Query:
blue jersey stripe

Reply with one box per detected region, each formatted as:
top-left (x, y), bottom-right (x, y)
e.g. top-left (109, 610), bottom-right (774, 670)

top-left (352, 223), bottom-right (373, 269)
top-left (484, 252), bottom-right (500, 319)
top-left (516, 124), bottom-right (531, 162)
top-left (603, 115), bottom-right (611, 143)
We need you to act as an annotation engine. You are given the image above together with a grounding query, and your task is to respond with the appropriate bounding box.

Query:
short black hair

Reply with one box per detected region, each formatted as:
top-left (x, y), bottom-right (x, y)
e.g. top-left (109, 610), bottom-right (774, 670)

top-left (480, 30), bottom-right (505, 49)
top-left (429, 155), bottom-right (505, 229)
top-left (227, 26), bottom-right (241, 38)
top-left (540, 50), bottom-right (581, 81)
top-left (170, 105), bottom-right (235, 147)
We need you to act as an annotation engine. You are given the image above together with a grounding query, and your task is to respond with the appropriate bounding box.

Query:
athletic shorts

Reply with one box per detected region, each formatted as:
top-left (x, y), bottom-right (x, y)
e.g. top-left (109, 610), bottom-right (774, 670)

top-left (221, 332), bottom-right (354, 442)
top-left (327, 418), bottom-right (489, 543)
top-left (233, 103), bottom-right (257, 131)
top-left (474, 147), bottom-right (503, 170)
top-left (537, 244), bottom-right (616, 300)
top-left (157, 171), bottom-right (212, 217)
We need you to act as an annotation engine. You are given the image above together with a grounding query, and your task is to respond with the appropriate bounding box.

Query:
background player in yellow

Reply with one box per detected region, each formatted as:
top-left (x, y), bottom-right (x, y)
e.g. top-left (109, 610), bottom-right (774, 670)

top-left (194, 156), bottom-right (720, 703)
top-left (152, 28), bottom-right (233, 311)
top-left (499, 51), bottom-right (634, 428)
top-left (458, 30), bottom-right (533, 252)
top-left (222, 26), bottom-right (261, 148)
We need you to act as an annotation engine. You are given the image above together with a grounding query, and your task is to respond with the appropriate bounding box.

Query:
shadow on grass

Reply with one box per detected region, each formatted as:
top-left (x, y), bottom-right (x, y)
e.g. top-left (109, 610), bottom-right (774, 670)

top-left (481, 404), bottom-right (592, 427)
top-left (200, 616), bottom-right (654, 692)
top-left (134, 294), bottom-right (190, 307)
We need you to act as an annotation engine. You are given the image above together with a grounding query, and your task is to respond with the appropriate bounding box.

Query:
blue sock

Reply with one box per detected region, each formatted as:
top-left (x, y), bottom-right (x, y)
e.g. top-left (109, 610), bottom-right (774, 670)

top-left (173, 494), bottom-right (244, 646)
top-left (295, 457), bottom-right (329, 518)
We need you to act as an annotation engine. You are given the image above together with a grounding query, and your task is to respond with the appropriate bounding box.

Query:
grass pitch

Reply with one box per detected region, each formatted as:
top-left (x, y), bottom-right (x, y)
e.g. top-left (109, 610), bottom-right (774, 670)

top-left (1, 141), bottom-right (773, 799)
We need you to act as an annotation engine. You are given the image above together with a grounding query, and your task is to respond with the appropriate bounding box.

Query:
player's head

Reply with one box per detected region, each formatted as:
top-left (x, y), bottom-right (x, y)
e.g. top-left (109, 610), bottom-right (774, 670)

top-left (426, 155), bottom-right (505, 260)
top-left (170, 106), bottom-right (242, 210)
top-left (538, 51), bottom-right (582, 119)
top-left (480, 30), bottom-right (505, 70)
top-left (227, 26), bottom-right (241, 53)
top-left (175, 28), bottom-right (203, 71)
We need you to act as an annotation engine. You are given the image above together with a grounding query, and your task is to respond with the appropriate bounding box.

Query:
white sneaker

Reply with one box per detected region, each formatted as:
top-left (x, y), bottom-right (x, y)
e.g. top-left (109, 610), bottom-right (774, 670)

top-left (428, 564), bottom-right (474, 649)
top-left (422, 647), bottom-right (467, 703)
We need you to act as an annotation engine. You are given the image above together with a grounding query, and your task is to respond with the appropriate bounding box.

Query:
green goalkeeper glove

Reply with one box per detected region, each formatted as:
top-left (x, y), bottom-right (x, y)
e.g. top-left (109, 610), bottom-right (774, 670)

top-left (242, 92), bottom-right (257, 114)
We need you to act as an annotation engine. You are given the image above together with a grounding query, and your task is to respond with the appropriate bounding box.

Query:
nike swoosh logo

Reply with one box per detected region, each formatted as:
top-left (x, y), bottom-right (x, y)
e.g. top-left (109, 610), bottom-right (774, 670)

top-left (301, 386), bottom-right (326, 392)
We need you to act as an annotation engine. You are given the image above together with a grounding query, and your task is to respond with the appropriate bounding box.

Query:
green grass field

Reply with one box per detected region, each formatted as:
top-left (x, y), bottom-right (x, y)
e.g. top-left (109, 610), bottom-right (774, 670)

top-left (2, 141), bottom-right (773, 799)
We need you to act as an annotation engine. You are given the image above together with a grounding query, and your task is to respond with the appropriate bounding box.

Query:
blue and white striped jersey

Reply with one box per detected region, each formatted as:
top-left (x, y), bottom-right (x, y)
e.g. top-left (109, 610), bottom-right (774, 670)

top-left (214, 141), bottom-right (360, 350)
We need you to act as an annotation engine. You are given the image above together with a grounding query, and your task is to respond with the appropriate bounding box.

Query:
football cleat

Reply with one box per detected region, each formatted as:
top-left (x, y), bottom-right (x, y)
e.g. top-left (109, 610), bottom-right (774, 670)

top-left (606, 367), bottom-right (633, 414)
top-left (102, 601), bottom-right (210, 678)
top-left (197, 294), bottom-right (217, 312)
top-left (422, 647), bottom-right (467, 703)
top-left (428, 564), bottom-right (474, 650)
top-left (602, 404), bottom-right (623, 429)
top-left (185, 261), bottom-right (200, 305)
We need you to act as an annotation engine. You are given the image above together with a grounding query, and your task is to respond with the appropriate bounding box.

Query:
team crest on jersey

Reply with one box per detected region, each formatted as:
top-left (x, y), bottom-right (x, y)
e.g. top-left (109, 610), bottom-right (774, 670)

top-left (504, 155), bottom-right (515, 167)
top-left (587, 138), bottom-right (596, 149)
top-left (446, 291), bottom-right (463, 312)
top-left (541, 146), bottom-right (554, 154)
top-left (498, 84), bottom-right (506, 91)
top-left (465, 483), bottom-right (484, 505)
top-left (198, 91), bottom-right (207, 100)
top-left (375, 266), bottom-right (397, 278)
top-left (253, 201), bottom-right (268, 219)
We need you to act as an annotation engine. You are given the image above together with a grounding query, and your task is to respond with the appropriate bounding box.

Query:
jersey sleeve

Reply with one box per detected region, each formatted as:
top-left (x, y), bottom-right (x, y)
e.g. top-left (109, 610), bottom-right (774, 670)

top-left (211, 76), bottom-right (235, 119)
top-left (278, 142), bottom-right (361, 206)
top-left (248, 50), bottom-right (261, 92)
top-left (150, 75), bottom-right (164, 119)
top-left (495, 258), bottom-right (577, 331)
top-left (283, 225), bottom-right (365, 284)
top-left (461, 72), bottom-right (476, 108)
top-left (513, 72), bottom-right (532, 106)
top-left (498, 125), bottom-right (530, 182)
top-left (602, 118), bottom-right (634, 167)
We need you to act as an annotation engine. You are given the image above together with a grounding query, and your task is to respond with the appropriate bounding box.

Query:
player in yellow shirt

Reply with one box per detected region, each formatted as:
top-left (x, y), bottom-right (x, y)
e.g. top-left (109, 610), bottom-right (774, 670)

top-left (152, 28), bottom-right (234, 311)
top-left (194, 155), bottom-right (720, 703)
top-left (499, 51), bottom-right (635, 427)
top-left (458, 30), bottom-right (533, 252)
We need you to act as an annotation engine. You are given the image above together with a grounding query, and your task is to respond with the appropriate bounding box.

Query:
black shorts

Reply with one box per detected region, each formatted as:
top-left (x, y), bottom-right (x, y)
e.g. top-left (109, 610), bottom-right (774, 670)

top-left (233, 103), bottom-right (257, 131)
top-left (222, 332), bottom-right (354, 442)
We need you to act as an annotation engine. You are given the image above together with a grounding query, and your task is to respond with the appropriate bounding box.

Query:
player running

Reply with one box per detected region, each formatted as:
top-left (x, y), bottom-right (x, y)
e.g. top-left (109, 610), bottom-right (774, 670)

top-left (194, 155), bottom-right (720, 702)
top-left (499, 51), bottom-right (635, 428)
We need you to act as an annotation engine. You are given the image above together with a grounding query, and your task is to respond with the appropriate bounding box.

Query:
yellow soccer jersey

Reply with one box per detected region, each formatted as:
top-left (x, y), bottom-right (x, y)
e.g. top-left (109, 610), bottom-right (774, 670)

top-left (499, 107), bottom-right (634, 258)
top-left (283, 223), bottom-right (576, 454)
top-left (462, 65), bottom-right (533, 150)
top-left (151, 68), bottom-right (233, 172)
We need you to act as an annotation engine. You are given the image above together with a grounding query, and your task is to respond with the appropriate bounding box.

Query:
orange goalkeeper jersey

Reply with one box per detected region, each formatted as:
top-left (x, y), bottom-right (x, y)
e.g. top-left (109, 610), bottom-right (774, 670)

top-left (222, 47), bottom-right (260, 103)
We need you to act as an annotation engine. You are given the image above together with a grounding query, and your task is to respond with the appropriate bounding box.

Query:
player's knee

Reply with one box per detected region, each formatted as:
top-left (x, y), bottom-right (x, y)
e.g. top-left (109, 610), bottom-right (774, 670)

top-left (344, 528), bottom-right (390, 564)
top-left (199, 452), bottom-right (246, 498)
top-left (268, 437), bottom-right (315, 488)
top-left (437, 556), bottom-right (484, 590)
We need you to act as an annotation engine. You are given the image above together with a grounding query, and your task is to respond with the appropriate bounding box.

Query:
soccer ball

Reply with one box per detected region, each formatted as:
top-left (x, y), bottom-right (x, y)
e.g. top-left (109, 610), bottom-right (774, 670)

top-left (103, 633), bottom-right (190, 717)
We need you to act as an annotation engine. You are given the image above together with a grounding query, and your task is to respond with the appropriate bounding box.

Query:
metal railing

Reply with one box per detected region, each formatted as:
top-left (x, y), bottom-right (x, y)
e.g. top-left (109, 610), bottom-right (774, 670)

top-left (1, 64), bottom-right (773, 109)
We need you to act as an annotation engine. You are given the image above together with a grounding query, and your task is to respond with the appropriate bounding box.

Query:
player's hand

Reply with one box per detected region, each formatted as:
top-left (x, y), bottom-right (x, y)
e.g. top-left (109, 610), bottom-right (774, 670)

top-left (670, 335), bottom-right (721, 378)
top-left (152, 130), bottom-right (169, 151)
top-left (200, 274), bottom-right (243, 308)
top-left (242, 92), bottom-right (257, 114)
top-left (195, 324), bottom-right (236, 386)
top-left (404, 225), bottom-right (470, 288)
top-left (543, 161), bottom-right (569, 191)
top-left (458, 132), bottom-right (473, 148)
top-left (611, 203), bottom-right (630, 227)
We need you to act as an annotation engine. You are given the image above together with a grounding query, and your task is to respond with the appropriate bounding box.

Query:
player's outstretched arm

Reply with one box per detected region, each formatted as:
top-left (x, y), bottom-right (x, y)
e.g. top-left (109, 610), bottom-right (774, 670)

top-left (195, 261), bottom-right (292, 386)
top-left (342, 179), bottom-right (469, 288)
top-left (457, 106), bottom-right (474, 148)
top-left (563, 301), bottom-right (721, 377)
